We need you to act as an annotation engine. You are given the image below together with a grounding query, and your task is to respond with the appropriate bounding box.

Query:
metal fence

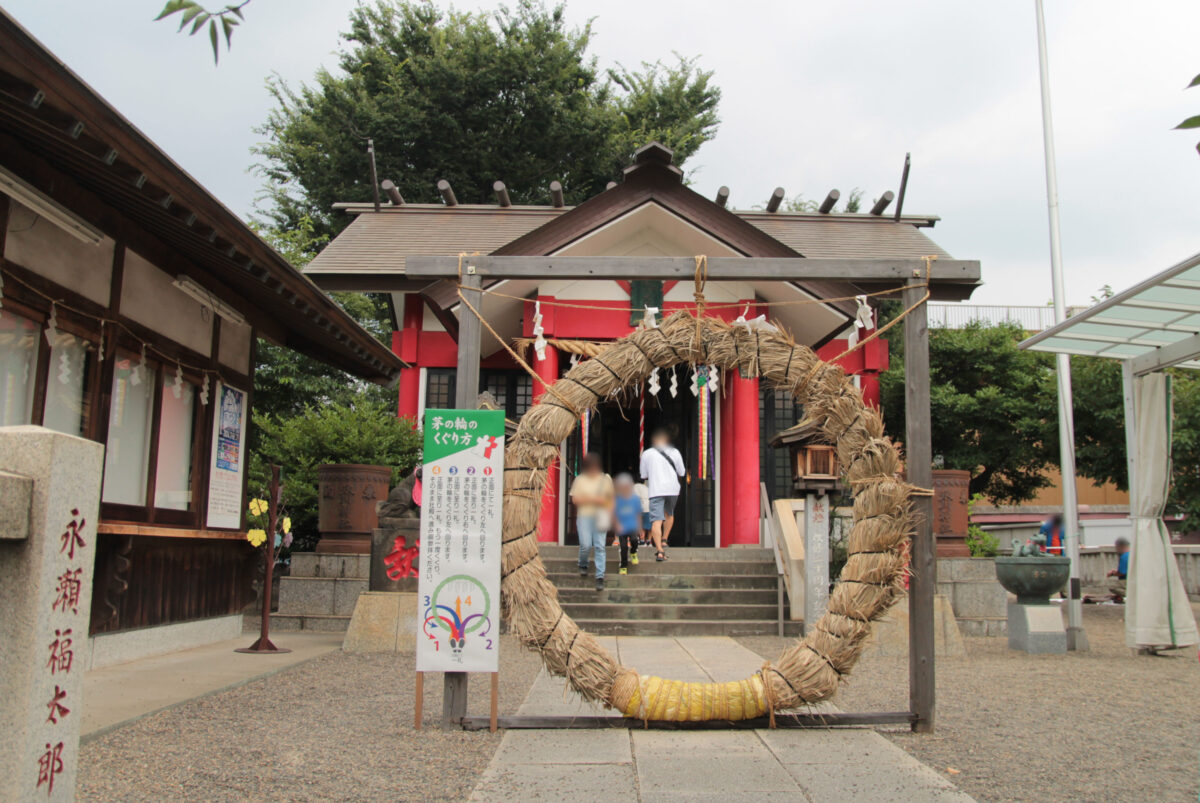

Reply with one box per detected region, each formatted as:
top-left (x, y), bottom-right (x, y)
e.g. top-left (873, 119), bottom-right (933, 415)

top-left (927, 304), bottom-right (1063, 332)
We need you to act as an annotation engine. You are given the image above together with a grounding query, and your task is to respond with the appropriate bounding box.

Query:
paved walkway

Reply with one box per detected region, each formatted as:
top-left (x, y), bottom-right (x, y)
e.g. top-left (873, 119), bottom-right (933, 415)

top-left (470, 636), bottom-right (973, 802)
top-left (82, 631), bottom-right (342, 741)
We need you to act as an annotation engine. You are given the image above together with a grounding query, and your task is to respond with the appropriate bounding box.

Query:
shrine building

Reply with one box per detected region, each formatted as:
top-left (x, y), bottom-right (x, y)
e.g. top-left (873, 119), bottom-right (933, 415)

top-left (0, 14), bottom-right (403, 653)
top-left (305, 143), bottom-right (970, 548)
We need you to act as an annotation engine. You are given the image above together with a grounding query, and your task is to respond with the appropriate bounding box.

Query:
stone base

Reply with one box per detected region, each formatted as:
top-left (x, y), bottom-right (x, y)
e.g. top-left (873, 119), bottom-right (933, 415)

top-left (342, 591), bottom-right (418, 653)
top-left (315, 533), bottom-right (371, 554)
top-left (1007, 602), bottom-right (1067, 654)
top-left (863, 595), bottom-right (967, 658)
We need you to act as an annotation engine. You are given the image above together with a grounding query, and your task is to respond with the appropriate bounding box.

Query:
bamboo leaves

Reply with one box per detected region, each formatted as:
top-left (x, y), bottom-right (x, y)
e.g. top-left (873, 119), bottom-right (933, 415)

top-left (154, 0), bottom-right (248, 63)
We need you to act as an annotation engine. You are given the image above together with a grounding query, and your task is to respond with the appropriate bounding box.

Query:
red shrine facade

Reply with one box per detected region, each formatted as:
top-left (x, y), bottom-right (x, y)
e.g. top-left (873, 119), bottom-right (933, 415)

top-left (306, 144), bottom-right (958, 548)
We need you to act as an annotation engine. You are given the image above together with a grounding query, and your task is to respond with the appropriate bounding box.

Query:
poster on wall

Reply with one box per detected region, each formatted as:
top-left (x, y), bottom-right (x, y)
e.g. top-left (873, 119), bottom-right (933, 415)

top-left (416, 409), bottom-right (505, 673)
top-left (205, 382), bottom-right (246, 529)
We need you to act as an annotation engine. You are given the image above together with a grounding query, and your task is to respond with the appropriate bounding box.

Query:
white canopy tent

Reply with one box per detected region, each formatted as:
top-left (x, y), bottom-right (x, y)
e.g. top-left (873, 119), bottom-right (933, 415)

top-left (1021, 252), bottom-right (1200, 650)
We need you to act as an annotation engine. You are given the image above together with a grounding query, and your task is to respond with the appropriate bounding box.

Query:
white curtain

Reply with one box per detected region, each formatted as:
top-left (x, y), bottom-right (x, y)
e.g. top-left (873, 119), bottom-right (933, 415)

top-left (1127, 373), bottom-right (1199, 649)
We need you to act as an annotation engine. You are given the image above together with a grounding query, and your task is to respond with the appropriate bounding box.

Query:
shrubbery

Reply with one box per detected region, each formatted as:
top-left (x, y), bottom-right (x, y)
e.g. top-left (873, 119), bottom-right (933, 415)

top-left (249, 401), bottom-right (421, 552)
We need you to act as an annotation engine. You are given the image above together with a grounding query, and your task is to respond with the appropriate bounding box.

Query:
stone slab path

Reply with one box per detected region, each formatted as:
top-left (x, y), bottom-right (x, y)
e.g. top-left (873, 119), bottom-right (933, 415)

top-left (81, 631), bottom-right (342, 740)
top-left (470, 636), bottom-right (973, 802)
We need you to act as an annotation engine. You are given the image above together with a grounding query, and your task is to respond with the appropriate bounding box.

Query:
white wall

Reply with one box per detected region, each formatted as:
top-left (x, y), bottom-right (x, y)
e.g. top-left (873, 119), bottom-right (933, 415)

top-left (120, 250), bottom-right (213, 357)
top-left (4, 199), bottom-right (114, 305)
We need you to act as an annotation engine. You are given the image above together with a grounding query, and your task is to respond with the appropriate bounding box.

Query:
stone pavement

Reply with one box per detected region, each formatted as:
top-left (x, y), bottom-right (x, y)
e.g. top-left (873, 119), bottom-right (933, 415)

top-left (82, 631), bottom-right (342, 740)
top-left (470, 636), bottom-right (973, 802)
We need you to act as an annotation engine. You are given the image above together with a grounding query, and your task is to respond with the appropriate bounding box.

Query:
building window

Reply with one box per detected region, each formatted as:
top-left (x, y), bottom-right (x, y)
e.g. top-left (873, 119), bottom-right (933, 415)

top-left (102, 357), bottom-right (155, 505)
top-left (0, 311), bottom-right (39, 426)
top-left (760, 387), bottom-right (801, 502)
top-left (513, 374), bottom-right (533, 418)
top-left (425, 368), bottom-right (455, 410)
top-left (481, 369), bottom-right (534, 419)
top-left (42, 332), bottom-right (93, 438)
top-left (154, 373), bottom-right (195, 511)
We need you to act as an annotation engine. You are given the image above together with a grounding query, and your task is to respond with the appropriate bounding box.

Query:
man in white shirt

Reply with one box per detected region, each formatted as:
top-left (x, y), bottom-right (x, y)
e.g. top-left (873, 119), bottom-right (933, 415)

top-left (639, 428), bottom-right (686, 560)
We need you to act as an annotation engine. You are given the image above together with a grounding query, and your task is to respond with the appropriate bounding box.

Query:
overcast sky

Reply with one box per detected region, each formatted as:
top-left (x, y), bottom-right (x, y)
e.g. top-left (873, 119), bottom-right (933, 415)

top-left (5, 1), bottom-right (1198, 306)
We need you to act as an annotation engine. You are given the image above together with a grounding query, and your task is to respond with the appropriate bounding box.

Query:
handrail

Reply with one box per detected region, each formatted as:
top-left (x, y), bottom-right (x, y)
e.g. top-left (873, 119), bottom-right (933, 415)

top-left (761, 483), bottom-right (787, 637)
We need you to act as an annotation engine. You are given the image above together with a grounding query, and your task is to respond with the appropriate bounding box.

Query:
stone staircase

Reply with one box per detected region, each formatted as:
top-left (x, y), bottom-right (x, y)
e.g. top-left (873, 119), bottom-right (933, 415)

top-left (273, 546), bottom-right (800, 636)
top-left (274, 553), bottom-right (368, 632)
top-left (540, 544), bottom-right (802, 636)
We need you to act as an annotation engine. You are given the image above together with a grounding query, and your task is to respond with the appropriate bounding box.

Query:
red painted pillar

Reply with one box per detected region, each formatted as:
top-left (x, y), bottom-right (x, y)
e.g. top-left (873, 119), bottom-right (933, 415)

top-left (730, 370), bottom-right (761, 546)
top-left (533, 344), bottom-right (560, 543)
top-left (719, 373), bottom-right (735, 546)
top-left (395, 294), bottom-right (424, 425)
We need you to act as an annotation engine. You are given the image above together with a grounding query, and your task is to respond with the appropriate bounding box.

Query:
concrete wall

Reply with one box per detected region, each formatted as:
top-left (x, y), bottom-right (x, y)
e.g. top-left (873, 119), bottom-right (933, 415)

top-left (1080, 545), bottom-right (1200, 598)
top-left (936, 557), bottom-right (1007, 637)
top-left (83, 614), bottom-right (243, 670)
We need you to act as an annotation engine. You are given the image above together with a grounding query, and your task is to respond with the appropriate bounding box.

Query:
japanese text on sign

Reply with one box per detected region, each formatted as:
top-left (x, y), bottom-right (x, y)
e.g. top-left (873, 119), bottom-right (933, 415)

top-left (416, 409), bottom-right (505, 673)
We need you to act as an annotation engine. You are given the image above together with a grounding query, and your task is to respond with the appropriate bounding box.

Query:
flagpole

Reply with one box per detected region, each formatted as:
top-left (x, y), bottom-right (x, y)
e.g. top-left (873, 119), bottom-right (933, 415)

top-left (1034, 0), bottom-right (1087, 650)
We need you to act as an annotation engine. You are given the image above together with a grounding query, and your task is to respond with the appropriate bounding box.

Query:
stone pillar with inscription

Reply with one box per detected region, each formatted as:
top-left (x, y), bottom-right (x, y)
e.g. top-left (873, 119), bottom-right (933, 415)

top-left (0, 426), bottom-right (104, 802)
top-left (932, 469), bottom-right (972, 557)
top-left (802, 493), bottom-right (830, 630)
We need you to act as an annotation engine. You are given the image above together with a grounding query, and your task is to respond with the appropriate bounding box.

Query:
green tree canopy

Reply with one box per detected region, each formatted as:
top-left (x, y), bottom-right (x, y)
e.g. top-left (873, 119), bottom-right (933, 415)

top-left (880, 319), bottom-right (1059, 503)
top-left (249, 217), bottom-right (393, 429)
top-left (254, 0), bottom-right (721, 235)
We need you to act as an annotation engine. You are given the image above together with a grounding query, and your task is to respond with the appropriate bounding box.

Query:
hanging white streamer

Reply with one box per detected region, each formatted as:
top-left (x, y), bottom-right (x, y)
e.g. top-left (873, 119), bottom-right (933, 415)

top-left (172, 364), bottom-right (183, 399)
top-left (56, 344), bottom-right (72, 386)
top-left (648, 367), bottom-right (661, 396)
top-left (130, 344), bottom-right (146, 386)
top-left (689, 366), bottom-right (701, 397)
top-left (644, 306), bottom-right (659, 329)
top-left (200, 374), bottom-right (210, 406)
top-left (44, 302), bottom-right (58, 347)
top-left (707, 365), bottom-right (719, 393)
top-left (531, 299), bottom-right (547, 362)
top-left (97, 321), bottom-right (104, 363)
top-left (669, 369), bottom-right (678, 398)
top-left (846, 294), bottom-right (873, 348)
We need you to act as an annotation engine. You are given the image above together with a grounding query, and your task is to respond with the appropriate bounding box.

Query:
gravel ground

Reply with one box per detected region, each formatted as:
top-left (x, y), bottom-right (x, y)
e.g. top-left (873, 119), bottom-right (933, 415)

top-left (738, 601), bottom-right (1200, 803)
top-left (78, 635), bottom-right (543, 802)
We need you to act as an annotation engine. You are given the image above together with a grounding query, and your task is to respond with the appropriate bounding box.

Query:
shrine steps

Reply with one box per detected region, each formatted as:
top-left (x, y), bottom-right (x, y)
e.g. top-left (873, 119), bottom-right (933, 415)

top-left (539, 545), bottom-right (803, 637)
top-left (273, 552), bottom-right (368, 632)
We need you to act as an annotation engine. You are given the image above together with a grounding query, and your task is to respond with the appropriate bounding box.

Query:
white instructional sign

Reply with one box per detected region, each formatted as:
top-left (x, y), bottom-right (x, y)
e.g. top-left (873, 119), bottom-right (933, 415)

top-left (416, 409), bottom-right (505, 672)
top-left (205, 382), bottom-right (247, 529)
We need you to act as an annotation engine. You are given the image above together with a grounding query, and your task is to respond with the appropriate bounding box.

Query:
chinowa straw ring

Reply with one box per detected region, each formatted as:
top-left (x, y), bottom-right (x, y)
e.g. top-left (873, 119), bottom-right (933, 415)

top-left (500, 310), bottom-right (916, 721)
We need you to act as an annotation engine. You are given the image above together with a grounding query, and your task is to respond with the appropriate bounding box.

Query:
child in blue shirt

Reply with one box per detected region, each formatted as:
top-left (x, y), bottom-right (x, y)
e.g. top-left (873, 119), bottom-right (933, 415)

top-left (613, 473), bottom-right (641, 575)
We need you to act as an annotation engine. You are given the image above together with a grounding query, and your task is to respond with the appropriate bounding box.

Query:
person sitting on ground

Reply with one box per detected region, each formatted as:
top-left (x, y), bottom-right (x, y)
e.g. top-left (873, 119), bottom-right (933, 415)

top-left (633, 479), bottom-right (651, 545)
top-left (640, 427), bottom-right (686, 562)
top-left (1108, 537), bottom-right (1130, 603)
top-left (613, 473), bottom-right (642, 575)
top-left (1039, 514), bottom-right (1064, 556)
top-left (570, 453), bottom-right (613, 591)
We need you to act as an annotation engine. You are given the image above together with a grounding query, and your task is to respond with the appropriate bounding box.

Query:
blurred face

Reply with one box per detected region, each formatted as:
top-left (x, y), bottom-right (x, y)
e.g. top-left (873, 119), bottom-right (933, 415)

top-left (616, 479), bottom-right (633, 496)
top-left (583, 456), bottom-right (602, 475)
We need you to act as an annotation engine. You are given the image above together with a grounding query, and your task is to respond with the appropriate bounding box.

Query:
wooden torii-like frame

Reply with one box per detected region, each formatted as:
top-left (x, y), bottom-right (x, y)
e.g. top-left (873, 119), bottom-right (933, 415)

top-left (405, 254), bottom-right (982, 733)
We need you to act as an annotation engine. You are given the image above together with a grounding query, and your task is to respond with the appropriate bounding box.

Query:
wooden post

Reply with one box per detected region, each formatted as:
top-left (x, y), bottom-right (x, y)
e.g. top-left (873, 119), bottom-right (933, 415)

top-left (414, 671), bottom-right (424, 730)
top-left (490, 672), bottom-right (500, 733)
top-left (443, 269), bottom-right (483, 723)
top-left (904, 279), bottom-right (935, 733)
top-left (236, 465), bottom-right (290, 654)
